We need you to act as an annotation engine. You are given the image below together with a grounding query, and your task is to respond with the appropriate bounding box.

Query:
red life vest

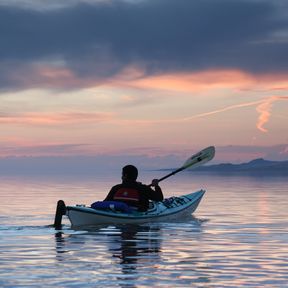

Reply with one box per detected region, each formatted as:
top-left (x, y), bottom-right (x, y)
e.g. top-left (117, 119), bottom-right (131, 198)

top-left (113, 187), bottom-right (140, 205)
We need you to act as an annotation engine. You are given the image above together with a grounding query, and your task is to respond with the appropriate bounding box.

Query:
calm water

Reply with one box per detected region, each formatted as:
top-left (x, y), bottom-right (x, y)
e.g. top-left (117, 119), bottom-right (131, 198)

top-left (0, 172), bottom-right (287, 287)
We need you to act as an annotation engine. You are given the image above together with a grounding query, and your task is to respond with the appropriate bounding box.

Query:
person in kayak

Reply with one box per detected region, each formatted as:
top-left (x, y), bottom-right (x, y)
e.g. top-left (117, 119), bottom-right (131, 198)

top-left (104, 165), bottom-right (164, 212)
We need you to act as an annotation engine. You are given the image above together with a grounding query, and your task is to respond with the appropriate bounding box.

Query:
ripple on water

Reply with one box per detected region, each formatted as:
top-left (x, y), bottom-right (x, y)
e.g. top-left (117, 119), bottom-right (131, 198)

top-left (1, 175), bottom-right (288, 287)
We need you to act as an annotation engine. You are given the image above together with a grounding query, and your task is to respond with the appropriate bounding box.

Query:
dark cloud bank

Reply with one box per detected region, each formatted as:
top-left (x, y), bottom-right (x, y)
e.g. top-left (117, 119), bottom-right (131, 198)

top-left (1, 0), bottom-right (288, 90)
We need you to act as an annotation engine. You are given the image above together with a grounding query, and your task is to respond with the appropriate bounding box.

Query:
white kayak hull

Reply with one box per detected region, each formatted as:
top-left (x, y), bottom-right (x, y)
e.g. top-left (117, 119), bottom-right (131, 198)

top-left (66, 190), bottom-right (205, 227)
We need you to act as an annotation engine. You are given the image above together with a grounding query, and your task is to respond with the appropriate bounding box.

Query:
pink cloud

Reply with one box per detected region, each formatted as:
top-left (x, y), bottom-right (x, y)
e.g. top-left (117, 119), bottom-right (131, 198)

top-left (125, 69), bottom-right (255, 92)
top-left (0, 111), bottom-right (115, 125)
top-left (256, 96), bottom-right (288, 133)
top-left (114, 68), bottom-right (288, 93)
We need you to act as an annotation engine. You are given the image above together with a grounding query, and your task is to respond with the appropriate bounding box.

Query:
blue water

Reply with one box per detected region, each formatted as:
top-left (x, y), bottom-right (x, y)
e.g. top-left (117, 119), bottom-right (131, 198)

top-left (0, 172), bottom-right (288, 287)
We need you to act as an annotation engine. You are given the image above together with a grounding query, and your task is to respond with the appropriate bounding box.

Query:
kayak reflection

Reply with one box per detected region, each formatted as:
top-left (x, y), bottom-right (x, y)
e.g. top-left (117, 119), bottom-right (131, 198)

top-left (54, 224), bottom-right (162, 286)
top-left (109, 224), bottom-right (161, 265)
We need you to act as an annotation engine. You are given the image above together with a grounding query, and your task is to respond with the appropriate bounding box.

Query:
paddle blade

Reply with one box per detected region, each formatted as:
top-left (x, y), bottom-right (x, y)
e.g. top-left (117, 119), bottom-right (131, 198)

top-left (182, 146), bottom-right (215, 170)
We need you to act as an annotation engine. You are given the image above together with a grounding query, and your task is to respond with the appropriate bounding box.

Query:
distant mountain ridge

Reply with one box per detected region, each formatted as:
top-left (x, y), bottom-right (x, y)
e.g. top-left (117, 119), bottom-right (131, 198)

top-left (193, 158), bottom-right (288, 175)
top-left (0, 155), bottom-right (287, 176)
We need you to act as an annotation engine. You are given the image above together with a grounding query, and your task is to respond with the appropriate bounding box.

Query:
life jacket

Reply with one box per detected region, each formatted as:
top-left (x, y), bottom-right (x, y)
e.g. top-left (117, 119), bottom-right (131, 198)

top-left (113, 187), bottom-right (141, 206)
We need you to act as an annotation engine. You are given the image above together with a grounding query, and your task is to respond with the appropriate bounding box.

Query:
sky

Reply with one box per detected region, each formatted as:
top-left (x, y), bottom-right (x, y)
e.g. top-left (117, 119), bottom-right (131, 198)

top-left (0, 0), bottom-right (288, 168)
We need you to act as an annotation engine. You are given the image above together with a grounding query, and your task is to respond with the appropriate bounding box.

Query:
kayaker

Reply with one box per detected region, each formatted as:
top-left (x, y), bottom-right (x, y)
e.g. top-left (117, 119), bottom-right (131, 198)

top-left (104, 165), bottom-right (164, 212)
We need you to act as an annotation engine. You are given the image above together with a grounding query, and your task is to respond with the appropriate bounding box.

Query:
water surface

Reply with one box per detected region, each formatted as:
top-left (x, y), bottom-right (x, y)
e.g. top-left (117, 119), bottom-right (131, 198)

top-left (0, 172), bottom-right (287, 287)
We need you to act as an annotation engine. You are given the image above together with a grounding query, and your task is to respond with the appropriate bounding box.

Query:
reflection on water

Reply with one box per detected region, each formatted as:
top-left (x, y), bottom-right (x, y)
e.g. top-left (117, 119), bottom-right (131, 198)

top-left (0, 174), bottom-right (288, 287)
top-left (51, 219), bottom-right (206, 287)
top-left (55, 224), bottom-right (163, 287)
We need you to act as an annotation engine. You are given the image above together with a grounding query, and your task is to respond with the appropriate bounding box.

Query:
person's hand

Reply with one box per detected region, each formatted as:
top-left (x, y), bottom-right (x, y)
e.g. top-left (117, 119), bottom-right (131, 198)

top-left (150, 179), bottom-right (160, 187)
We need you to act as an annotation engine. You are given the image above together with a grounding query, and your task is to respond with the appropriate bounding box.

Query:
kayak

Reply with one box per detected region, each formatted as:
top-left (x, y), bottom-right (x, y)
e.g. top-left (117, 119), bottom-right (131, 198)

top-left (54, 146), bottom-right (215, 229)
top-left (65, 190), bottom-right (205, 227)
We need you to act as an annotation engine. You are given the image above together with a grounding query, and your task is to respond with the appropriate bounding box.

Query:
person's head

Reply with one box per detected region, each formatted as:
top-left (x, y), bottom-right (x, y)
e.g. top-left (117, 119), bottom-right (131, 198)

top-left (122, 165), bottom-right (138, 181)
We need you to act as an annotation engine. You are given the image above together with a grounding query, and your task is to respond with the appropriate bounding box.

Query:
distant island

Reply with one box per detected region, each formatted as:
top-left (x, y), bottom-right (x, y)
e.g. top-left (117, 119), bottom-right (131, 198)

top-left (192, 158), bottom-right (288, 175)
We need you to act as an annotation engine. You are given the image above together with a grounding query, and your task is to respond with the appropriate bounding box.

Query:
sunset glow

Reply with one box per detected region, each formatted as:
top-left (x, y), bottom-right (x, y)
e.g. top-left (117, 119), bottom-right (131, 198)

top-left (0, 0), bottom-right (287, 165)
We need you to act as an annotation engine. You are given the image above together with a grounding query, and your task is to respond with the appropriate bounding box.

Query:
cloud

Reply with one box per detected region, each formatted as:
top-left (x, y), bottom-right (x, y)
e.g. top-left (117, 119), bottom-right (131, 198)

top-left (125, 69), bottom-right (258, 93)
top-left (0, 143), bottom-right (89, 157)
top-left (256, 96), bottom-right (288, 132)
top-left (1, 90), bottom-right (286, 136)
top-left (117, 95), bottom-right (287, 134)
top-left (0, 0), bottom-right (118, 11)
top-left (180, 95), bottom-right (288, 133)
top-left (0, 111), bottom-right (114, 125)
top-left (181, 100), bottom-right (263, 121)
top-left (1, 0), bottom-right (288, 90)
top-left (256, 97), bottom-right (276, 133)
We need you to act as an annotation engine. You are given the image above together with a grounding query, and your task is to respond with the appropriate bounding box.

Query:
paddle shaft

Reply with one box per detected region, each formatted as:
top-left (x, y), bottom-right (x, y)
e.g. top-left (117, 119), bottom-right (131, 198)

top-left (157, 166), bottom-right (186, 183)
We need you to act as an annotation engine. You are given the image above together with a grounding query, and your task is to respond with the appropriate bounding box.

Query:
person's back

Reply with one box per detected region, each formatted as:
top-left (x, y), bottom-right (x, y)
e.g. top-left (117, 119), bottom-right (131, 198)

top-left (105, 165), bottom-right (163, 211)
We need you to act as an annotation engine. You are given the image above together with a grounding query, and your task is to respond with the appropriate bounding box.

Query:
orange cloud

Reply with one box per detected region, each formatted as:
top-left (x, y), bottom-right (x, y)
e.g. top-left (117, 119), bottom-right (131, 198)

top-left (115, 68), bottom-right (288, 93)
top-left (256, 97), bottom-right (275, 133)
top-left (256, 96), bottom-right (288, 132)
top-left (11, 62), bottom-right (288, 94)
top-left (117, 69), bottom-right (255, 92)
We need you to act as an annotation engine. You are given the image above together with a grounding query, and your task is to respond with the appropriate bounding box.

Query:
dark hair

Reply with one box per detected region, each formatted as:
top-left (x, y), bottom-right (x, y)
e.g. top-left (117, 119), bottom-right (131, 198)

top-left (122, 165), bottom-right (138, 181)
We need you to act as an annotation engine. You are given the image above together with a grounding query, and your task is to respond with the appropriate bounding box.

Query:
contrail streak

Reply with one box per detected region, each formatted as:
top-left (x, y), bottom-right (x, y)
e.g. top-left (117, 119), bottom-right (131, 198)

top-left (180, 96), bottom-right (288, 133)
top-left (256, 96), bottom-right (288, 132)
top-left (181, 100), bottom-right (263, 121)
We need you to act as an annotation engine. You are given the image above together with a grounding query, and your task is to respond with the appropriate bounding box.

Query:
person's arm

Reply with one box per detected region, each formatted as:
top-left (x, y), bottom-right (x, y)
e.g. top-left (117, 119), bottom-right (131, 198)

top-left (148, 179), bottom-right (164, 201)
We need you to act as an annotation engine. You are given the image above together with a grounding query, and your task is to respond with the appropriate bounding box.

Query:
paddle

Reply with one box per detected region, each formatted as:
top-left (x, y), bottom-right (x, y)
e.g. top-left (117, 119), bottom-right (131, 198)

top-left (154, 146), bottom-right (215, 184)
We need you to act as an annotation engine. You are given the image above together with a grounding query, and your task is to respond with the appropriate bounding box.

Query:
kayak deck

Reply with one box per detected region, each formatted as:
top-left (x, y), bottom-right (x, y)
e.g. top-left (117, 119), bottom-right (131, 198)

top-left (66, 190), bottom-right (205, 227)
